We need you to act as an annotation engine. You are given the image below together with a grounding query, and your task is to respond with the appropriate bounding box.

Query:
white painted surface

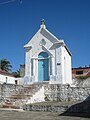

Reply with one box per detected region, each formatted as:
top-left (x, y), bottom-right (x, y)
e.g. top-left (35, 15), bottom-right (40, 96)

top-left (18, 77), bottom-right (24, 85)
top-left (0, 74), bottom-right (15, 84)
top-left (61, 46), bottom-right (72, 84)
top-left (27, 86), bottom-right (45, 103)
top-left (24, 23), bottom-right (72, 84)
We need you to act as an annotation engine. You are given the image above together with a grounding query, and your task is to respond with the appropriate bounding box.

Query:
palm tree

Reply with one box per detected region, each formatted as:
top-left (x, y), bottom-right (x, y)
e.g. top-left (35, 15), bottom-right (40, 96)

top-left (12, 70), bottom-right (20, 78)
top-left (0, 58), bottom-right (12, 72)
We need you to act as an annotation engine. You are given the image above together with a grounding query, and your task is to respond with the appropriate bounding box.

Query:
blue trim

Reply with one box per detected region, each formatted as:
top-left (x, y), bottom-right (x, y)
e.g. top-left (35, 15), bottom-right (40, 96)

top-left (38, 52), bottom-right (49, 81)
top-left (38, 52), bottom-right (48, 58)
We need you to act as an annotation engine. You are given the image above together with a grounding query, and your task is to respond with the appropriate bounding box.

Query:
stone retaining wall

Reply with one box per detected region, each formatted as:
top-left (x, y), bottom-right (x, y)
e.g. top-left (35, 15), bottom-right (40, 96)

top-left (0, 84), bottom-right (23, 102)
top-left (23, 101), bottom-right (90, 113)
top-left (0, 84), bottom-right (90, 102)
top-left (0, 84), bottom-right (90, 107)
top-left (44, 84), bottom-right (90, 101)
top-left (23, 104), bottom-right (69, 112)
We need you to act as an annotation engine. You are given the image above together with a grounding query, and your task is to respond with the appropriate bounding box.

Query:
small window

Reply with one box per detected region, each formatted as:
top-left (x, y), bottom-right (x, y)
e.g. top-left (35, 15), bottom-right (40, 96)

top-left (76, 71), bottom-right (83, 75)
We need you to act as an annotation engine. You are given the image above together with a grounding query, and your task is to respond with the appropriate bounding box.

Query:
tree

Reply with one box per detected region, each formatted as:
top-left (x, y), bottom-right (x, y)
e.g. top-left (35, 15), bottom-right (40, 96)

top-left (12, 70), bottom-right (20, 78)
top-left (0, 58), bottom-right (12, 72)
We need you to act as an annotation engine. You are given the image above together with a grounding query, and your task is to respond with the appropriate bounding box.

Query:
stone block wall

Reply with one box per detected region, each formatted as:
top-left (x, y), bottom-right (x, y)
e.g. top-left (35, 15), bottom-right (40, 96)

top-left (0, 84), bottom-right (23, 101)
top-left (44, 84), bottom-right (90, 101)
top-left (0, 84), bottom-right (90, 107)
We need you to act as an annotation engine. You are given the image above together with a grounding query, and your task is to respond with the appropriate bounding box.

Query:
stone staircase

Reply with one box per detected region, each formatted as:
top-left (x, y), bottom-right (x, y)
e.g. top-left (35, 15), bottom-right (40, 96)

top-left (0, 83), bottom-right (45, 109)
top-left (23, 100), bottom-right (90, 113)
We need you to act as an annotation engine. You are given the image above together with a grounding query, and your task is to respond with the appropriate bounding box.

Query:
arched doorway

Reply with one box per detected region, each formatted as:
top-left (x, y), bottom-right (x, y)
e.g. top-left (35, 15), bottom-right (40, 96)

top-left (38, 52), bottom-right (49, 81)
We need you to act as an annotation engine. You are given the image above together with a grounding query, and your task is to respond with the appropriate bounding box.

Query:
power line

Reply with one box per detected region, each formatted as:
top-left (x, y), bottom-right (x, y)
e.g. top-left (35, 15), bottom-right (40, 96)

top-left (0, 0), bottom-right (22, 5)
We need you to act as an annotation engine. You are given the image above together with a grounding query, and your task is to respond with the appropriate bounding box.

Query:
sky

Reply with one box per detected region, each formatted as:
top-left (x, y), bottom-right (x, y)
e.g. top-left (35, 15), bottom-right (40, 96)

top-left (0, 0), bottom-right (90, 72)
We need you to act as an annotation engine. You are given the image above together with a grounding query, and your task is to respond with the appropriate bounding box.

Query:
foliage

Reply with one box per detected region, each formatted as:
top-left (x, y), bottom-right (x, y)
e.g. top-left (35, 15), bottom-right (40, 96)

top-left (76, 76), bottom-right (89, 80)
top-left (0, 58), bottom-right (12, 72)
top-left (12, 70), bottom-right (20, 78)
top-left (74, 76), bottom-right (89, 87)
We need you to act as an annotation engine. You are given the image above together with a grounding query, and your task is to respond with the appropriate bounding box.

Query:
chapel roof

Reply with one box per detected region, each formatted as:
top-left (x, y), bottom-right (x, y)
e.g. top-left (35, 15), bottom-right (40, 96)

top-left (24, 20), bottom-right (71, 56)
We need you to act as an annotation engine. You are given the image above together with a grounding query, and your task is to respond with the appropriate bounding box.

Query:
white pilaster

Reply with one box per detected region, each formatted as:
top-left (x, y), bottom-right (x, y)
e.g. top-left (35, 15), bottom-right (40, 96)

top-left (51, 57), bottom-right (55, 76)
top-left (31, 59), bottom-right (36, 83)
top-left (24, 47), bottom-right (32, 84)
top-left (32, 59), bottom-right (35, 76)
top-left (25, 47), bottom-right (31, 76)
top-left (50, 57), bottom-right (55, 81)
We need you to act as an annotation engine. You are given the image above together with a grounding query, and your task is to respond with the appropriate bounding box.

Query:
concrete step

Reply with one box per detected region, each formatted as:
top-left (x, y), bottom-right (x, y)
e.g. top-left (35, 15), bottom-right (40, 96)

top-left (2, 83), bottom-right (44, 108)
top-left (23, 101), bottom-right (90, 113)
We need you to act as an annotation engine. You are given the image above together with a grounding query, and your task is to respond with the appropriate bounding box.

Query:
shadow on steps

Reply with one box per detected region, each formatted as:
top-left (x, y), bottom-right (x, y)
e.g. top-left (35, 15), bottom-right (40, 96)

top-left (59, 95), bottom-right (90, 118)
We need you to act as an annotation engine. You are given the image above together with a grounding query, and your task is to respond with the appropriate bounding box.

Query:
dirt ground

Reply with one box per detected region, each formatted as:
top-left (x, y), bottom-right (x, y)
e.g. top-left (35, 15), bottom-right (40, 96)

top-left (0, 110), bottom-right (90, 120)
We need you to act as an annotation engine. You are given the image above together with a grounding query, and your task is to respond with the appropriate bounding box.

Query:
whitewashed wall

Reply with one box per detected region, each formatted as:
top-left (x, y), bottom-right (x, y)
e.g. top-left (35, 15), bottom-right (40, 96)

top-left (17, 77), bottom-right (24, 85)
top-left (55, 45), bottom-right (62, 83)
top-left (61, 46), bottom-right (72, 84)
top-left (24, 24), bottom-right (72, 84)
top-left (24, 27), bottom-right (56, 83)
top-left (0, 74), bottom-right (15, 84)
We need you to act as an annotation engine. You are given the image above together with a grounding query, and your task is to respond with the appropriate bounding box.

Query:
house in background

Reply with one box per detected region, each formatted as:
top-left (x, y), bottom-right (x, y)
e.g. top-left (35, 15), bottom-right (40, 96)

top-left (24, 20), bottom-right (72, 84)
top-left (0, 70), bottom-right (18, 85)
top-left (72, 67), bottom-right (90, 79)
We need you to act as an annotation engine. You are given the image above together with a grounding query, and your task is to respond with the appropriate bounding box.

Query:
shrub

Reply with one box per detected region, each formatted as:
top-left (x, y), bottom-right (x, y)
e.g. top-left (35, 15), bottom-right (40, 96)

top-left (76, 76), bottom-right (89, 80)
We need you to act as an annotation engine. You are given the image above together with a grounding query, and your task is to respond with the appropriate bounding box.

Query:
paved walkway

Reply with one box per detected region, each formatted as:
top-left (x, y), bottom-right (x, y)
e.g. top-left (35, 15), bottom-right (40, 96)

top-left (0, 110), bottom-right (90, 120)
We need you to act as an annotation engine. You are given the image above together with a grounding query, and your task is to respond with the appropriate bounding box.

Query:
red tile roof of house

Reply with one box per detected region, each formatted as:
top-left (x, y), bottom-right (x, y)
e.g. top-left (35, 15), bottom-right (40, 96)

top-left (0, 70), bottom-right (14, 77)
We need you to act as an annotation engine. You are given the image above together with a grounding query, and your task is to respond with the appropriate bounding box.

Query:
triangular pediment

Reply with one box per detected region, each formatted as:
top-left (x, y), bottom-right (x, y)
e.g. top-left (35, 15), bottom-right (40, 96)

top-left (40, 27), bottom-right (60, 43)
top-left (24, 24), bottom-right (71, 56)
top-left (24, 25), bottom-right (61, 48)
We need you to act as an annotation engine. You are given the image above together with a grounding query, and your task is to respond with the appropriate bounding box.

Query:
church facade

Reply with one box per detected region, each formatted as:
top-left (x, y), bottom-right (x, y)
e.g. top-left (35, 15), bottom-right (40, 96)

top-left (24, 21), bottom-right (72, 84)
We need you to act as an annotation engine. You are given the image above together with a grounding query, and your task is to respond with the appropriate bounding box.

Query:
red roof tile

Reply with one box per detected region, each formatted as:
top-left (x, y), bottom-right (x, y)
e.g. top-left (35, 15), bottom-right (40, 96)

top-left (0, 70), bottom-right (14, 77)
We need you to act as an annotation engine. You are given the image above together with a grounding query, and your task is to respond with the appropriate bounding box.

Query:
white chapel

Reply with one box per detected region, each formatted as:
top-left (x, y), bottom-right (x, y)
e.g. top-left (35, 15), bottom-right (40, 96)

top-left (24, 20), bottom-right (72, 85)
